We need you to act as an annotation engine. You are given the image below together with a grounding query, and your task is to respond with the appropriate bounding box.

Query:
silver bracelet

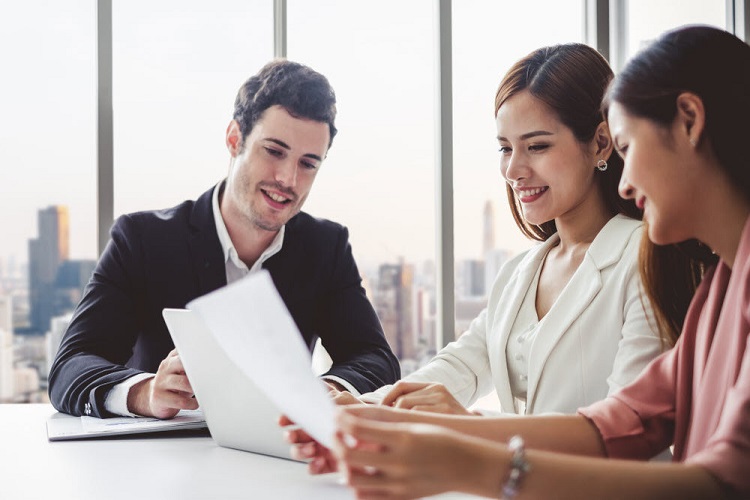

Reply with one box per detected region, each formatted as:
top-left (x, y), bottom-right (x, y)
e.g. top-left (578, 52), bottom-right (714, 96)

top-left (501, 435), bottom-right (531, 499)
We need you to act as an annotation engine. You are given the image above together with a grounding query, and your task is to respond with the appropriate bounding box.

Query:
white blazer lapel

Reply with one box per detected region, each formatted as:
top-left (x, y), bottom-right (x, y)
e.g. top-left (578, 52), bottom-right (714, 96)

top-left (525, 253), bottom-right (603, 412)
top-left (489, 237), bottom-right (558, 413)
top-left (524, 215), bottom-right (641, 412)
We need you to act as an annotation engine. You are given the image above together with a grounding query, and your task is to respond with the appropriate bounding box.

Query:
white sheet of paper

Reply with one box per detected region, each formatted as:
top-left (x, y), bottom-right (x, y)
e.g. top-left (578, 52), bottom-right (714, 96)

top-left (80, 409), bottom-right (205, 433)
top-left (187, 270), bottom-right (337, 448)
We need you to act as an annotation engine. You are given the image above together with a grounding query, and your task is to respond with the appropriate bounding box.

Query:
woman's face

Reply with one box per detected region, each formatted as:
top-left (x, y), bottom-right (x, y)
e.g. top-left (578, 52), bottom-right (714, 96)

top-left (609, 102), bottom-right (698, 245)
top-left (496, 90), bottom-right (601, 226)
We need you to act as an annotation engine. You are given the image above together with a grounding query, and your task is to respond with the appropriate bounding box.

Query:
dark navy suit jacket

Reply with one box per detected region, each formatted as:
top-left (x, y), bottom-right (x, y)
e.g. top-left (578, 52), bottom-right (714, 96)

top-left (49, 187), bottom-right (400, 417)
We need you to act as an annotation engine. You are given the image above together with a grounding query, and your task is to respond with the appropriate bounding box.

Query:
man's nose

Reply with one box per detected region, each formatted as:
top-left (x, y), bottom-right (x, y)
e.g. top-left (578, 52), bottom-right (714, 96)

top-left (275, 159), bottom-right (298, 188)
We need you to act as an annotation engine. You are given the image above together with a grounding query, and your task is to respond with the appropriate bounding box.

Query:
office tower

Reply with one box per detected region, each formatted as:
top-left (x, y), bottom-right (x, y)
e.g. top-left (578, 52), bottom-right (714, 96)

top-left (458, 259), bottom-right (486, 298)
top-left (28, 206), bottom-right (69, 334)
top-left (411, 287), bottom-right (436, 363)
top-left (0, 294), bottom-right (14, 402)
top-left (374, 261), bottom-right (415, 361)
top-left (54, 259), bottom-right (96, 313)
top-left (483, 200), bottom-right (496, 257)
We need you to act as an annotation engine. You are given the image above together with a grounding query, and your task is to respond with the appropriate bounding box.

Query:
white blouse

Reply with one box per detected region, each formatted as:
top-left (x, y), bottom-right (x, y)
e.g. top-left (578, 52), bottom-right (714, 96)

top-left (505, 258), bottom-right (545, 414)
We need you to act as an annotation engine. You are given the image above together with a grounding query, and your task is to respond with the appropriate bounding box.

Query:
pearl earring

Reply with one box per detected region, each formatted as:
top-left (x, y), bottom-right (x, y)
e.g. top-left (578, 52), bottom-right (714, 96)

top-left (596, 159), bottom-right (608, 172)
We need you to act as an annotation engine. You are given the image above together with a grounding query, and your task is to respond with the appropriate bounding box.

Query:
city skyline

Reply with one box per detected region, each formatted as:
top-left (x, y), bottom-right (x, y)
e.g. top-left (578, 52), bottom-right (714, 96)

top-left (1, 196), bottom-right (510, 402)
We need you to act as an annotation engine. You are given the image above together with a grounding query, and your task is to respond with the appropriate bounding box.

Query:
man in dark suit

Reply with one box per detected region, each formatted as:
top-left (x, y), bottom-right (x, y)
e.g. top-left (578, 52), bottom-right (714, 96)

top-left (48, 60), bottom-right (400, 419)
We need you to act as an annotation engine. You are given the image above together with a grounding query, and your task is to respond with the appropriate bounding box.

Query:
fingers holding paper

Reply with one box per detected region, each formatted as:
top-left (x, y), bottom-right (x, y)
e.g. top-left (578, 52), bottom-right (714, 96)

top-left (332, 408), bottom-right (484, 500)
top-left (280, 413), bottom-right (339, 474)
top-left (127, 349), bottom-right (199, 419)
top-left (280, 384), bottom-right (366, 474)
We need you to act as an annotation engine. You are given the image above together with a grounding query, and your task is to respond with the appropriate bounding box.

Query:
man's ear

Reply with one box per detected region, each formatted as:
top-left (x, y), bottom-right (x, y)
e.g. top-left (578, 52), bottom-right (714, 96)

top-left (226, 120), bottom-right (243, 156)
top-left (592, 120), bottom-right (614, 159)
top-left (675, 92), bottom-right (706, 147)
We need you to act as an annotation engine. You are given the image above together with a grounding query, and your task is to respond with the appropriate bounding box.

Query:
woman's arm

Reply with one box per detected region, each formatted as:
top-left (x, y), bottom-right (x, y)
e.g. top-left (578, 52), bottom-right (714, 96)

top-left (335, 409), bottom-right (726, 500)
top-left (341, 404), bottom-right (605, 456)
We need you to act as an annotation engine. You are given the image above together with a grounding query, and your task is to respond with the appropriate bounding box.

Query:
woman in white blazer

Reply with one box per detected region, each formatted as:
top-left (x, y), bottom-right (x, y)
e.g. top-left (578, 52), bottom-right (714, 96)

top-left (288, 43), bottom-right (678, 474)
top-left (355, 44), bottom-right (667, 418)
top-left (371, 213), bottom-right (653, 416)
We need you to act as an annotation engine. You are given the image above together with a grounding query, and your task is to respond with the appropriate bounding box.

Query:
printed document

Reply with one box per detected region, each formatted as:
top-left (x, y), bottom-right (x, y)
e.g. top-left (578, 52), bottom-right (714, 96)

top-left (187, 270), bottom-right (337, 448)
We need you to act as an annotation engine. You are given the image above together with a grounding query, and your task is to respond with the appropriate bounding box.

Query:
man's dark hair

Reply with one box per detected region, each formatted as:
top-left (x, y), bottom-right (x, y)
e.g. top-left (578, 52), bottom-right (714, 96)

top-left (233, 59), bottom-right (338, 149)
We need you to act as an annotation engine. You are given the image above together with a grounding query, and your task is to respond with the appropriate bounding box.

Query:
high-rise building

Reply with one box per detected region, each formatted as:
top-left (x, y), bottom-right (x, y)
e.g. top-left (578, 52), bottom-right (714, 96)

top-left (374, 261), bottom-right (415, 361)
top-left (28, 206), bottom-right (69, 334)
top-left (458, 259), bottom-right (486, 298)
top-left (55, 259), bottom-right (96, 313)
top-left (0, 294), bottom-right (14, 402)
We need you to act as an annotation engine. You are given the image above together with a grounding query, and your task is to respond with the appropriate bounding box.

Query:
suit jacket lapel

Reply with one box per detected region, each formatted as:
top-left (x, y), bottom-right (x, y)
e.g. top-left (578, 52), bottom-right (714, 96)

top-left (491, 236), bottom-right (560, 413)
top-left (188, 186), bottom-right (227, 297)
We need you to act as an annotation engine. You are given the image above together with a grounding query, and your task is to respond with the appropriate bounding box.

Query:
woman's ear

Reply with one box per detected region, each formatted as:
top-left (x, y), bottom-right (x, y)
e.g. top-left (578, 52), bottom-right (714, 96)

top-left (592, 121), bottom-right (614, 159)
top-left (674, 92), bottom-right (706, 148)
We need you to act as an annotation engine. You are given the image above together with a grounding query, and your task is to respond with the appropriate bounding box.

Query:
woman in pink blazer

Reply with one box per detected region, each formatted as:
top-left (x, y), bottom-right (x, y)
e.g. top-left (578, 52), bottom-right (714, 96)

top-left (330, 25), bottom-right (750, 499)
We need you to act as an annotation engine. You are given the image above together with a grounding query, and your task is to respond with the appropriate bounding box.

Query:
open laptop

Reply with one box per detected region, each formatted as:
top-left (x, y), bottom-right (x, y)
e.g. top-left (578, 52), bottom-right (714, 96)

top-left (162, 308), bottom-right (295, 461)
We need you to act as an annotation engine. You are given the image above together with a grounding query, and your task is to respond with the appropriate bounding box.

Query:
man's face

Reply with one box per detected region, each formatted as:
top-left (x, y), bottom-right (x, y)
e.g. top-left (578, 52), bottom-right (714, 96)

top-left (224, 105), bottom-right (330, 232)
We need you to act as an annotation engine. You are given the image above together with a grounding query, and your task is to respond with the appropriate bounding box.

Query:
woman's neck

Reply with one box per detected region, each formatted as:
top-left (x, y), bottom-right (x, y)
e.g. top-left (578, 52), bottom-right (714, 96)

top-left (553, 190), bottom-right (614, 256)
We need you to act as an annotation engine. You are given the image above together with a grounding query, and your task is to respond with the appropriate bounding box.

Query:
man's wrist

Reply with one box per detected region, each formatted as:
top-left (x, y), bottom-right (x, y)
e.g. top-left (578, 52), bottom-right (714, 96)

top-left (324, 380), bottom-right (347, 392)
top-left (126, 377), bottom-right (153, 417)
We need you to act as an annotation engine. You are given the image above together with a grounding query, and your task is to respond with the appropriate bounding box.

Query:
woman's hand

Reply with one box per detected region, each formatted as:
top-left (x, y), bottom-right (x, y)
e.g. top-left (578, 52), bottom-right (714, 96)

top-left (280, 386), bottom-right (365, 474)
top-left (334, 406), bottom-right (503, 499)
top-left (382, 381), bottom-right (476, 416)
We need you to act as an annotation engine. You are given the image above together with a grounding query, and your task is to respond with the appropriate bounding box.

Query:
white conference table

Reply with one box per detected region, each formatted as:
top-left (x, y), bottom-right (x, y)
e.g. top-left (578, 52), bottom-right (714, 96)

top-left (2, 404), bottom-right (483, 500)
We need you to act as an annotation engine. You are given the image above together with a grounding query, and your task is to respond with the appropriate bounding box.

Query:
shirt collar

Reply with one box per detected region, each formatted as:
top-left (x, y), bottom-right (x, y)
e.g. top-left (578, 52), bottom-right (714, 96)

top-left (212, 180), bottom-right (285, 271)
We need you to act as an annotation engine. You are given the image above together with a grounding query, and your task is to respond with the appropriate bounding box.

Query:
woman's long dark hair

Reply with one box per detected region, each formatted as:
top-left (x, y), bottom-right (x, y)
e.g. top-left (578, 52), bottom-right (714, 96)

top-left (605, 26), bottom-right (750, 344)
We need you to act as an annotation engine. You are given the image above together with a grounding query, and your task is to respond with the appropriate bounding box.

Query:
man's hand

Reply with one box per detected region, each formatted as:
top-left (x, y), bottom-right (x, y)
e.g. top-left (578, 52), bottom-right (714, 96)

top-left (324, 380), bottom-right (347, 393)
top-left (382, 381), bottom-right (476, 415)
top-left (322, 380), bottom-right (367, 406)
top-left (127, 349), bottom-right (199, 418)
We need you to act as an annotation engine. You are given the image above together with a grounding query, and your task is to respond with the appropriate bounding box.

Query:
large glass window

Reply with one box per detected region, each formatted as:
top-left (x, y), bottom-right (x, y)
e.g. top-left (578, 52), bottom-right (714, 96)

top-left (0, 0), bottom-right (97, 402)
top-left (288, 0), bottom-right (437, 375)
top-left (112, 0), bottom-right (273, 216)
top-left (616, 0), bottom-right (726, 69)
top-left (452, 0), bottom-right (584, 327)
top-left (452, 0), bottom-right (585, 409)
